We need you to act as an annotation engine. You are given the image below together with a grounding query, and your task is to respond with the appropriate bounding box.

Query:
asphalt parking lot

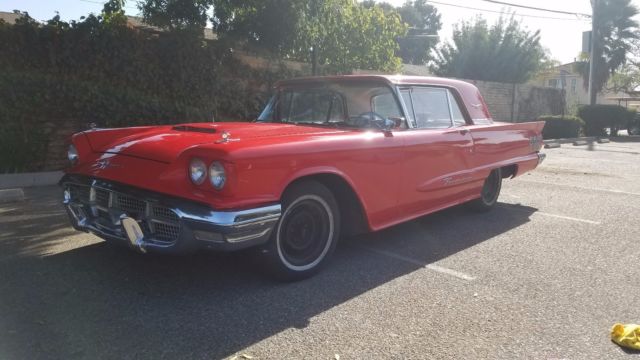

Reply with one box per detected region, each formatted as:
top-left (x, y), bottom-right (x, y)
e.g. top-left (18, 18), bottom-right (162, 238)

top-left (2, 138), bottom-right (640, 360)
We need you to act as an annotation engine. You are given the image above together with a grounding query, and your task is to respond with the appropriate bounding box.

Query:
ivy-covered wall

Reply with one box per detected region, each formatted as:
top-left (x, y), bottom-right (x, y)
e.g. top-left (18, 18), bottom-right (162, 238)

top-left (0, 14), bottom-right (300, 173)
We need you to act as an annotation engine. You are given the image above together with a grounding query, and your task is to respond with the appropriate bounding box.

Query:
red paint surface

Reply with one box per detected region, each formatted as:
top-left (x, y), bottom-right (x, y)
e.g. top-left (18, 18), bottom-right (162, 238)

top-left (66, 76), bottom-right (545, 232)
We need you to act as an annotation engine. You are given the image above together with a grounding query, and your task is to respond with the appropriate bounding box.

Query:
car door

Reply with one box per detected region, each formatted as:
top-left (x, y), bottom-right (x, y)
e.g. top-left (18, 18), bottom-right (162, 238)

top-left (394, 86), bottom-right (478, 218)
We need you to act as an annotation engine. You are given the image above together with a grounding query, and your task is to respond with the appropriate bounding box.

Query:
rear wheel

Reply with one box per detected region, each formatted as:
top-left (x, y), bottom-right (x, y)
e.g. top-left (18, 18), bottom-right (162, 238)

top-left (468, 168), bottom-right (502, 212)
top-left (261, 180), bottom-right (340, 281)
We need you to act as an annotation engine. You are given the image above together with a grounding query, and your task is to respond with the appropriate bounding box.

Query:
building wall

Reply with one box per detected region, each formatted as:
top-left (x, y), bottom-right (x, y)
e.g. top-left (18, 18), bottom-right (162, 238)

top-left (533, 62), bottom-right (627, 112)
top-left (462, 79), bottom-right (564, 122)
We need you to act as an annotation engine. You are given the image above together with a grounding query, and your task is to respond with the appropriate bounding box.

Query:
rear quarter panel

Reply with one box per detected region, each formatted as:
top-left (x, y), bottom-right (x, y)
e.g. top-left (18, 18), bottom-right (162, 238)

top-left (467, 121), bottom-right (544, 179)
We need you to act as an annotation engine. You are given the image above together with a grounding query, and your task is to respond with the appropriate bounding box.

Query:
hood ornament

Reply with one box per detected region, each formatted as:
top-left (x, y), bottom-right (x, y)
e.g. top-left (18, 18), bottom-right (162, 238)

top-left (94, 159), bottom-right (120, 170)
top-left (215, 131), bottom-right (239, 144)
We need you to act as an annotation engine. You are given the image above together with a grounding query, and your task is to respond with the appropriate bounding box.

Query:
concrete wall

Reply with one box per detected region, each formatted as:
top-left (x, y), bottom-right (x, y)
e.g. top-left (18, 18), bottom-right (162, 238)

top-left (463, 79), bottom-right (565, 122)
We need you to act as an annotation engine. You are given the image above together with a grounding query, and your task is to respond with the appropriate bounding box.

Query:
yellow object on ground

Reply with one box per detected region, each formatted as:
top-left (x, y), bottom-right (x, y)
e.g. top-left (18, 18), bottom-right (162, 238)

top-left (611, 323), bottom-right (640, 350)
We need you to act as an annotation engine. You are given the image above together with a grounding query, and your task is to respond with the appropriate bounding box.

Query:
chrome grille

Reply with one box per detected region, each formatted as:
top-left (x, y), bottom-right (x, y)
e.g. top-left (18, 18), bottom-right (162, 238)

top-left (69, 185), bottom-right (90, 203)
top-left (114, 193), bottom-right (146, 216)
top-left (66, 183), bottom-right (181, 246)
top-left (152, 222), bottom-right (181, 242)
top-left (152, 205), bottom-right (179, 222)
top-left (95, 188), bottom-right (110, 208)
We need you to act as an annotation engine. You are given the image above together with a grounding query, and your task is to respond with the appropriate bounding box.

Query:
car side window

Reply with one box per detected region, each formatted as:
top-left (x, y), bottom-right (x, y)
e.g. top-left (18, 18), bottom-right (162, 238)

top-left (372, 92), bottom-right (403, 120)
top-left (273, 90), bottom-right (344, 123)
top-left (449, 91), bottom-right (467, 127)
top-left (410, 87), bottom-right (453, 129)
top-left (400, 89), bottom-right (416, 127)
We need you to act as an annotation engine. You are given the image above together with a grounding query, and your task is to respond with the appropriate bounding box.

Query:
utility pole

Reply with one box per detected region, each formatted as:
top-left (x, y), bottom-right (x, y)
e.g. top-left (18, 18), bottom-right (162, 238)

top-left (588, 0), bottom-right (597, 105)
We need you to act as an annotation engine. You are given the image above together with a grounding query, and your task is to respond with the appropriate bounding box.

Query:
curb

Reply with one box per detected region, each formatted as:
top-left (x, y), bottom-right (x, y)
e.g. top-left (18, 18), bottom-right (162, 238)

top-left (0, 171), bottom-right (63, 190)
top-left (543, 137), bottom-right (599, 145)
top-left (0, 188), bottom-right (25, 204)
top-left (544, 136), bottom-right (610, 149)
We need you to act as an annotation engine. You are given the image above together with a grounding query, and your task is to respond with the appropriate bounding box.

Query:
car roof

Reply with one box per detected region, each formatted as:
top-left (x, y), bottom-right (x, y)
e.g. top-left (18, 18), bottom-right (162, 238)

top-left (275, 75), bottom-right (475, 88)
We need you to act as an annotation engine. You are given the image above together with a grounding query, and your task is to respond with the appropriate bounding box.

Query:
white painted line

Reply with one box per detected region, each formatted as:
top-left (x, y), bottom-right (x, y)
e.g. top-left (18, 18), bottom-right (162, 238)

top-left (360, 246), bottom-right (475, 281)
top-left (519, 179), bottom-right (640, 197)
top-left (500, 204), bottom-right (601, 225)
top-left (535, 211), bottom-right (601, 225)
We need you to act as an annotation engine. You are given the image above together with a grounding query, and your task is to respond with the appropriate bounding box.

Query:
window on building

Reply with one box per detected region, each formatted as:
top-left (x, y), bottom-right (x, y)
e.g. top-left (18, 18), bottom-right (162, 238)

top-left (571, 79), bottom-right (577, 93)
top-left (548, 79), bottom-right (558, 88)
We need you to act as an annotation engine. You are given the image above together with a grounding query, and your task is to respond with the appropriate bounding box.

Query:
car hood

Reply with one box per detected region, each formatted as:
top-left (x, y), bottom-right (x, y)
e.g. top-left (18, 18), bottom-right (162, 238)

top-left (83, 122), bottom-right (346, 163)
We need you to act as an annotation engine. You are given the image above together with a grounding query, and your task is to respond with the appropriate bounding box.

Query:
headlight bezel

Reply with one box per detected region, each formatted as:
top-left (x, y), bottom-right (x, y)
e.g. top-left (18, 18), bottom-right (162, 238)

top-left (189, 158), bottom-right (207, 185)
top-left (67, 144), bottom-right (79, 165)
top-left (209, 161), bottom-right (226, 190)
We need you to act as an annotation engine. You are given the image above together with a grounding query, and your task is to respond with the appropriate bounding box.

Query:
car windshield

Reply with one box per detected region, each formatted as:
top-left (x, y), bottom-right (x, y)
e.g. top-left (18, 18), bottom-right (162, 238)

top-left (257, 80), bottom-right (406, 129)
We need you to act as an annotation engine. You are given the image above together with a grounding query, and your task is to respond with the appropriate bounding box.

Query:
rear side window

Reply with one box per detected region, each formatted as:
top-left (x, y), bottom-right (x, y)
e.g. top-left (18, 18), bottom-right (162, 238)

top-left (449, 92), bottom-right (466, 126)
top-left (411, 87), bottom-right (452, 129)
top-left (400, 87), bottom-right (467, 129)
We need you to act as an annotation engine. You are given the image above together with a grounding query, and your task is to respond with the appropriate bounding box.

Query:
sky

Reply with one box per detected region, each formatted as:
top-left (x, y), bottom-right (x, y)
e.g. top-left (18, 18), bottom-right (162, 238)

top-left (1, 0), bottom-right (639, 64)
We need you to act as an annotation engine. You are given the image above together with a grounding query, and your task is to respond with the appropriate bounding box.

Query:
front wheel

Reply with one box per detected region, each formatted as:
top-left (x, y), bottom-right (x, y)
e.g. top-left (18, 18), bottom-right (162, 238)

top-left (629, 121), bottom-right (640, 136)
top-left (260, 180), bottom-right (340, 281)
top-left (468, 168), bottom-right (502, 212)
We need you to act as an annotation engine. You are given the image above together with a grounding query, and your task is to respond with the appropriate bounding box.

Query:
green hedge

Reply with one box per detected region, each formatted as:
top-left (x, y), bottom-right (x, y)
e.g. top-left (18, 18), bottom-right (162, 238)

top-left (0, 13), bottom-right (301, 173)
top-left (577, 105), bottom-right (635, 137)
top-left (539, 115), bottom-right (584, 139)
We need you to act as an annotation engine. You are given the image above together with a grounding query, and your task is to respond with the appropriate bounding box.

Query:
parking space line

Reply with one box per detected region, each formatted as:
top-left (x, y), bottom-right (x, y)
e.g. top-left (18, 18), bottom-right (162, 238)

top-left (534, 212), bottom-right (601, 225)
top-left (500, 204), bottom-right (601, 225)
top-left (518, 179), bottom-right (640, 197)
top-left (359, 246), bottom-right (475, 281)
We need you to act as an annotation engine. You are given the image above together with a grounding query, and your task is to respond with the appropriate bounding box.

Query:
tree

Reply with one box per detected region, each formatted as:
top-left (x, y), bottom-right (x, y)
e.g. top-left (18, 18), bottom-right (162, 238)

top-left (139, 0), bottom-right (213, 31)
top-left (102, 0), bottom-right (127, 24)
top-left (576, 0), bottom-right (638, 104)
top-left (362, 0), bottom-right (441, 65)
top-left (212, 0), bottom-right (406, 73)
top-left (396, 0), bottom-right (441, 65)
top-left (431, 16), bottom-right (548, 83)
top-left (607, 64), bottom-right (640, 94)
top-left (211, 0), bottom-right (306, 55)
top-left (138, 0), bottom-right (406, 73)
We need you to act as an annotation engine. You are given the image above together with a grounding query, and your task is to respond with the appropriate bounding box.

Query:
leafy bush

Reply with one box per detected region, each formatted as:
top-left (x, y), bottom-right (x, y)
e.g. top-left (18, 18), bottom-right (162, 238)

top-left (577, 105), bottom-right (635, 137)
top-left (0, 13), bottom-right (300, 173)
top-left (539, 115), bottom-right (584, 139)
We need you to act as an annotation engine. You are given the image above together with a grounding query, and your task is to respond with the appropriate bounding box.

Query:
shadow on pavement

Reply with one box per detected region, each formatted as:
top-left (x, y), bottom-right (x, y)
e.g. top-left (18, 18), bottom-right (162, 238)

top-left (0, 187), bottom-right (536, 359)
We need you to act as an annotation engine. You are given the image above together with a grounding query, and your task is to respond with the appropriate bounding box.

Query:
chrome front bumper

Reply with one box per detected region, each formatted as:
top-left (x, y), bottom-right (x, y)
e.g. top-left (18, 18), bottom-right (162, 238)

top-left (60, 174), bottom-right (281, 253)
top-left (537, 152), bottom-right (546, 165)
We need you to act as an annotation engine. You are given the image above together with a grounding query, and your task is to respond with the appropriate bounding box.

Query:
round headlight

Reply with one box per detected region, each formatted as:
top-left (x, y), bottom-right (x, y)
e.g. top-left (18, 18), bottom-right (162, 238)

top-left (189, 158), bottom-right (207, 185)
top-left (209, 161), bottom-right (226, 190)
top-left (68, 144), bottom-right (79, 164)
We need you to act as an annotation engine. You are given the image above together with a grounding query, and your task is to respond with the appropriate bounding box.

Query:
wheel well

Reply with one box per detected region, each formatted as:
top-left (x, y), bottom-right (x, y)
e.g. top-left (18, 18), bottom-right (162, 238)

top-left (500, 164), bottom-right (518, 179)
top-left (285, 174), bottom-right (369, 238)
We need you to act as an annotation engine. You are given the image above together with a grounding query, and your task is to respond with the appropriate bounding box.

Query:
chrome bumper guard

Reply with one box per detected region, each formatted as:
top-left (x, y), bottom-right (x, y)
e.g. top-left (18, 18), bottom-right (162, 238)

top-left (60, 175), bottom-right (281, 253)
top-left (537, 152), bottom-right (546, 165)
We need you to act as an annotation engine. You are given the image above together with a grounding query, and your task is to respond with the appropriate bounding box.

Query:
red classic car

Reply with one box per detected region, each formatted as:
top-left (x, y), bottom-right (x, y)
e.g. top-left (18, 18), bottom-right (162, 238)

top-left (61, 75), bottom-right (545, 280)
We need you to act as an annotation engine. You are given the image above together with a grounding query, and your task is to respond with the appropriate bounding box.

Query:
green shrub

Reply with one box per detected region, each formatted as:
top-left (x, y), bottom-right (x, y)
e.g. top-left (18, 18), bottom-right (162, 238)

top-left (577, 105), bottom-right (635, 137)
top-left (0, 13), bottom-right (301, 173)
top-left (538, 115), bottom-right (584, 139)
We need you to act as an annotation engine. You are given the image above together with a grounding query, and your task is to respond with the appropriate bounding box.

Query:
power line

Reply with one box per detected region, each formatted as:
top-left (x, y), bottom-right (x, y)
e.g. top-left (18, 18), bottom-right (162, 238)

top-left (427, 0), bottom-right (590, 21)
top-left (476, 0), bottom-right (591, 18)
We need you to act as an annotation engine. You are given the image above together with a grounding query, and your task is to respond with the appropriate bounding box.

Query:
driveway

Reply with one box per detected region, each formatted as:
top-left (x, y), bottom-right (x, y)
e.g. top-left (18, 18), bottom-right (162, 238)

top-left (1, 138), bottom-right (640, 359)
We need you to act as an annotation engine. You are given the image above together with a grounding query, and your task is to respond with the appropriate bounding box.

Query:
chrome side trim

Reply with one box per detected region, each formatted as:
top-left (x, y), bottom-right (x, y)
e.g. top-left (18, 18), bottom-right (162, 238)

top-left (177, 205), bottom-right (281, 227)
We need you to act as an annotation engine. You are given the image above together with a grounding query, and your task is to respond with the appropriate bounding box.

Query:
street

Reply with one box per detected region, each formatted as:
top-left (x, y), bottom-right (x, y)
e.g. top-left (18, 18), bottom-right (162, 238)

top-left (1, 139), bottom-right (640, 359)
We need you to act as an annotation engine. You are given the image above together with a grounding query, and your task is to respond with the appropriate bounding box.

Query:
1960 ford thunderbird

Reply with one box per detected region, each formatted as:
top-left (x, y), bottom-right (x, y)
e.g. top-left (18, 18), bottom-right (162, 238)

top-left (61, 75), bottom-right (545, 280)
